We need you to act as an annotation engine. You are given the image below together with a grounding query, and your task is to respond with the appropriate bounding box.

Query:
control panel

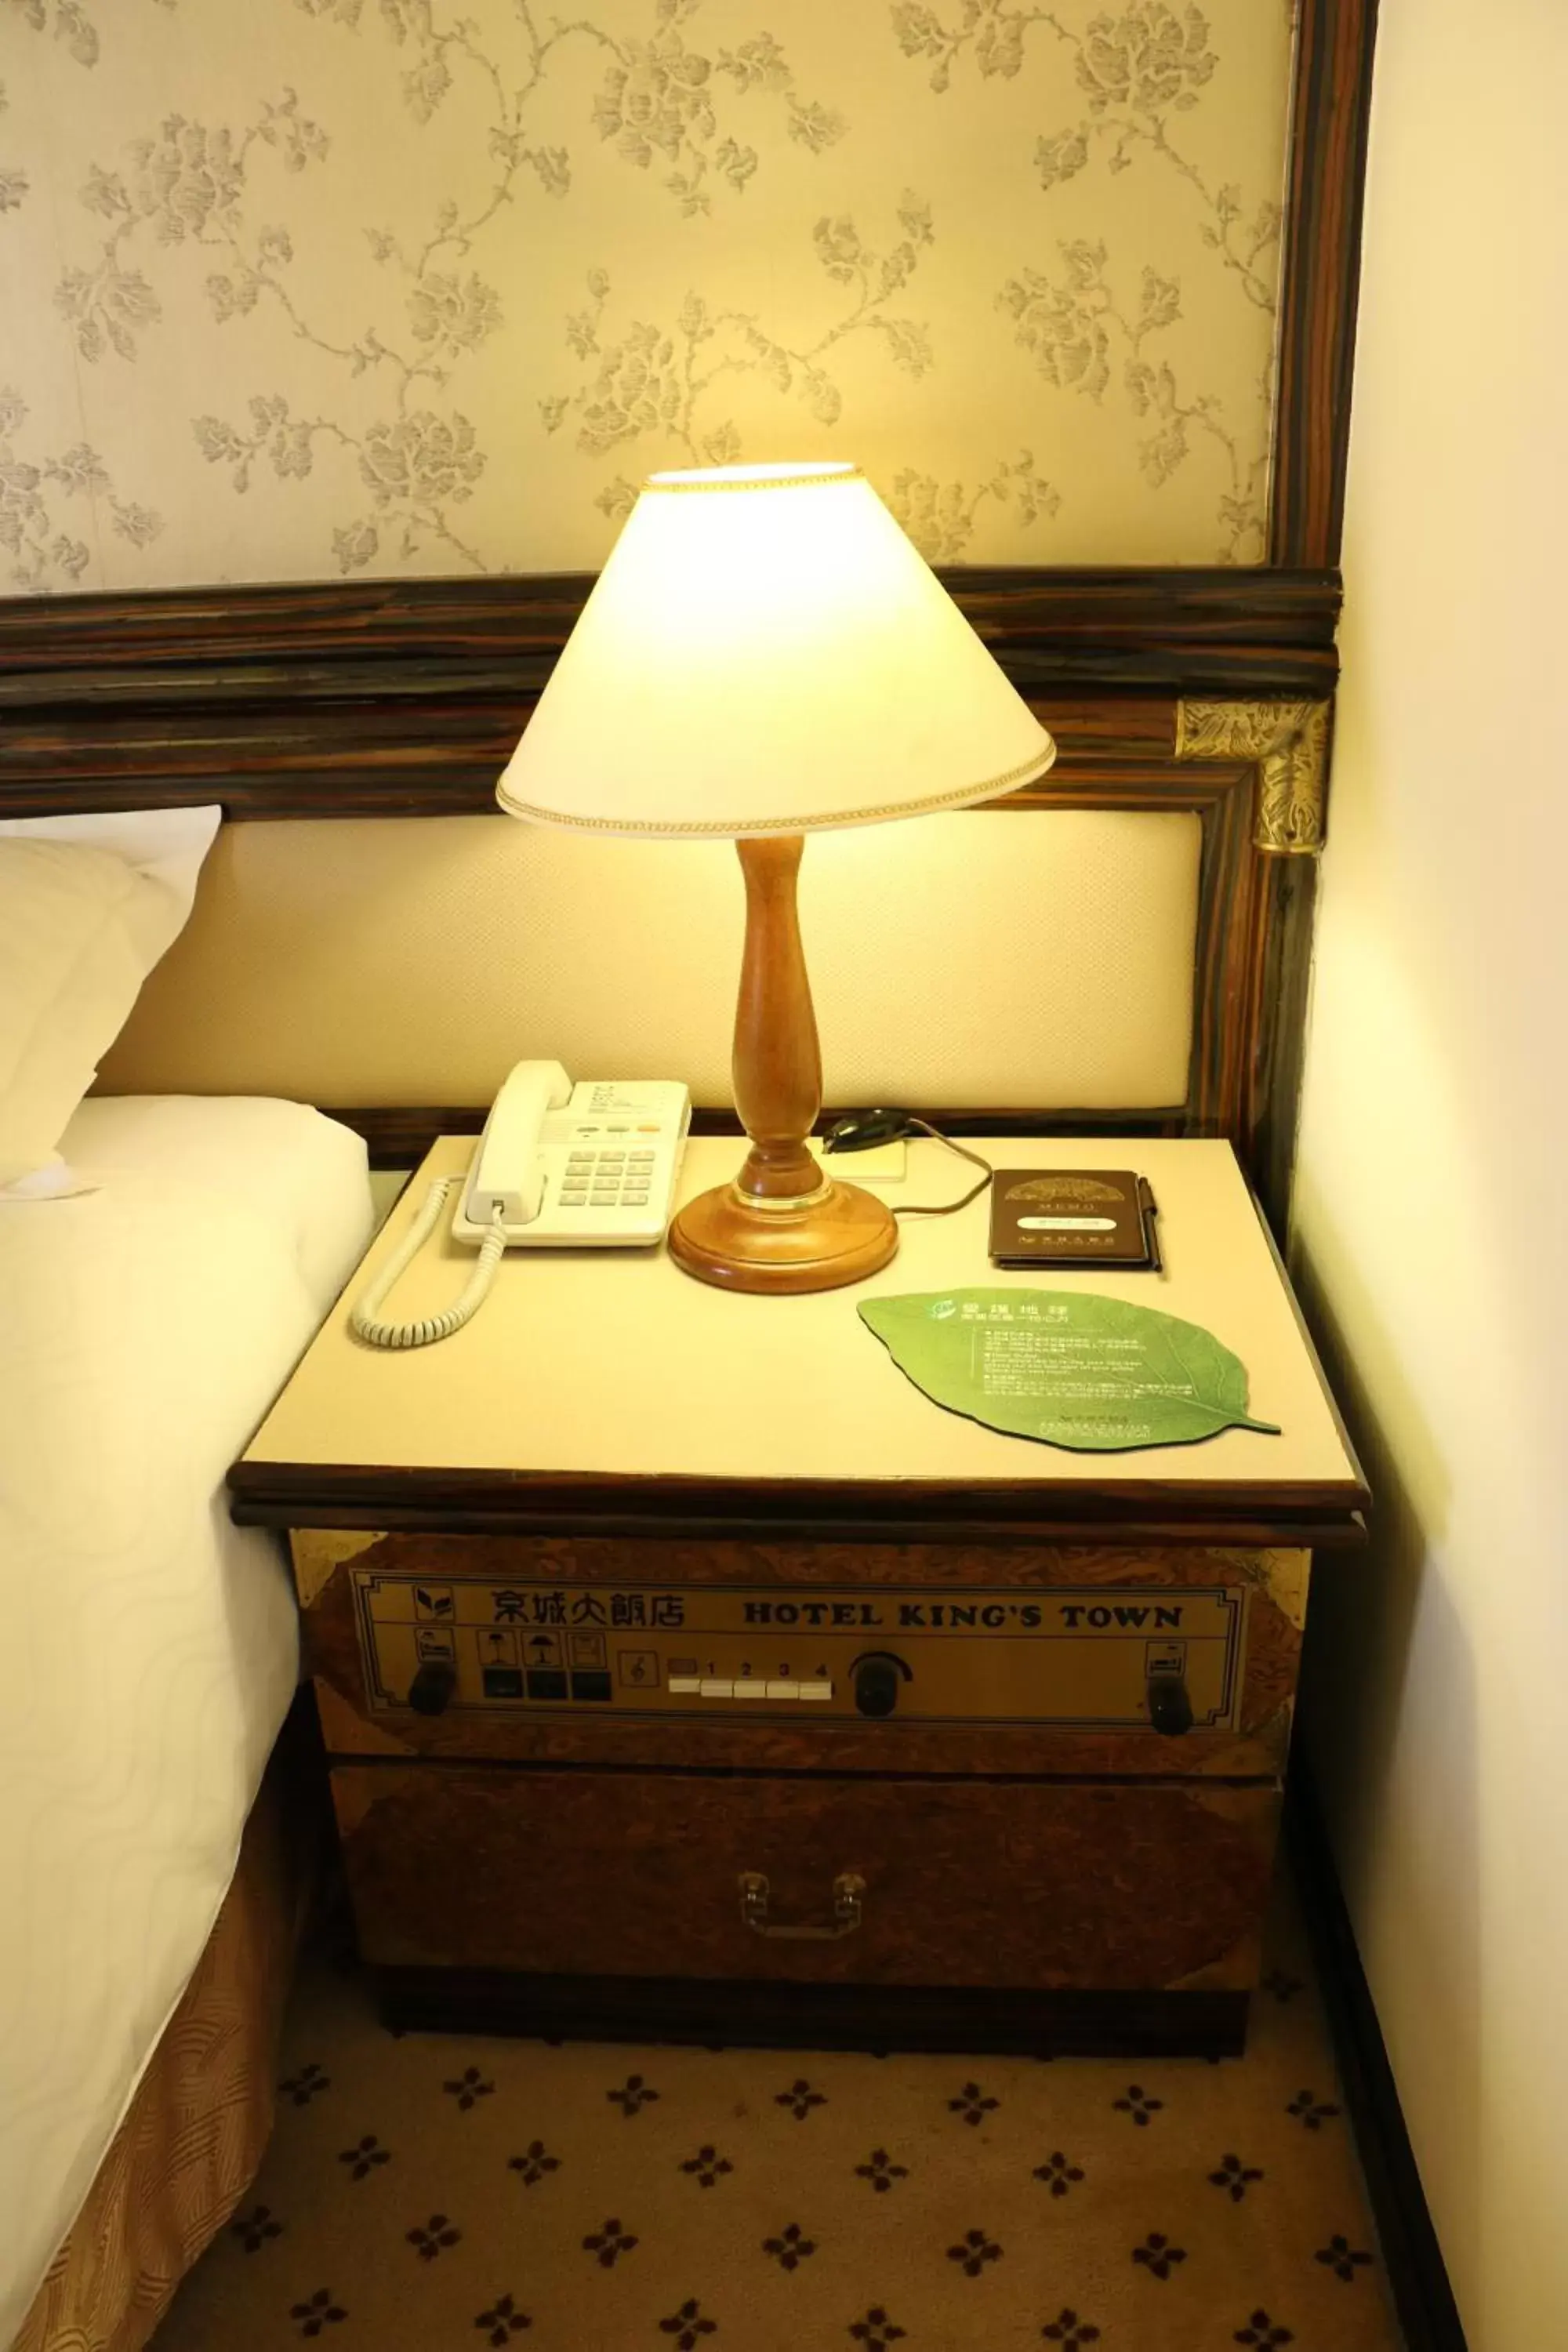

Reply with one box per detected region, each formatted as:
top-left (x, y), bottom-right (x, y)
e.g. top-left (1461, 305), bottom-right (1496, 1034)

top-left (352, 1575), bottom-right (1246, 1733)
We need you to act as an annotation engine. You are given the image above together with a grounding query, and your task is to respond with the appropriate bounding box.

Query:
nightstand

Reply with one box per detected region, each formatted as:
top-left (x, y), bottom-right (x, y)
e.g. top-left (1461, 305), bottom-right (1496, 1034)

top-left (230, 1134), bottom-right (1366, 2056)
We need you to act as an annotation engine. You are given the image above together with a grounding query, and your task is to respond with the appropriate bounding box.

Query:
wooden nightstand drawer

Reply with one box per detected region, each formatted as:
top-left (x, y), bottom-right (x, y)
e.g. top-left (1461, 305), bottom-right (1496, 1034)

top-left (330, 1763), bottom-right (1277, 1994)
top-left (296, 1529), bottom-right (1307, 1780)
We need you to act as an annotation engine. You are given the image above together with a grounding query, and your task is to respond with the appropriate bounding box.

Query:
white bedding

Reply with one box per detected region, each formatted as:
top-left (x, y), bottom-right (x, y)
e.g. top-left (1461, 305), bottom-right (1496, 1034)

top-left (0, 1096), bottom-right (373, 2345)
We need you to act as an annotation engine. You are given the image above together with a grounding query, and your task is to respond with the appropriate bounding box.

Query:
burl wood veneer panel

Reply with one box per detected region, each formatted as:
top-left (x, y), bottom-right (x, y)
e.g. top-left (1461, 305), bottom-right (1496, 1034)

top-left (332, 1766), bottom-right (1276, 1993)
top-left (297, 1531), bottom-right (1305, 1780)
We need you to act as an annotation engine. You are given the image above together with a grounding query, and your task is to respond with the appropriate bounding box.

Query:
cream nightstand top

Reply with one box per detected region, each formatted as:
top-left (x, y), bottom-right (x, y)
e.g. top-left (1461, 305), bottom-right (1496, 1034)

top-left (232, 1135), bottom-right (1365, 1543)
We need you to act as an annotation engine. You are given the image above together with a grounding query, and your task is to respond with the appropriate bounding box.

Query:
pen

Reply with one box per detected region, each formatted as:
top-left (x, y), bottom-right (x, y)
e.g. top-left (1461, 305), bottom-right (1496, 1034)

top-left (1138, 1178), bottom-right (1165, 1279)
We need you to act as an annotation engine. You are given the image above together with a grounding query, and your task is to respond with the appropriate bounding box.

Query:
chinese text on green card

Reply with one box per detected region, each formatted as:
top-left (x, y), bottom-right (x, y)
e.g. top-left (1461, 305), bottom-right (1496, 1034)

top-left (858, 1289), bottom-right (1280, 1453)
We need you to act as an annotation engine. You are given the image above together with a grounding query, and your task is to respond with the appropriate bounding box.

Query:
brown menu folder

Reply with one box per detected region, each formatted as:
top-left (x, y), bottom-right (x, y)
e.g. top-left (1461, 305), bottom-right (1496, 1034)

top-left (988, 1169), bottom-right (1156, 1269)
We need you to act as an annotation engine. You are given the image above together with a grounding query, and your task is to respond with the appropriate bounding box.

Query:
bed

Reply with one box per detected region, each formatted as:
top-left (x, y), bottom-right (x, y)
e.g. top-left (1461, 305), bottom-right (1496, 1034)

top-left (1, 1094), bottom-right (373, 2352)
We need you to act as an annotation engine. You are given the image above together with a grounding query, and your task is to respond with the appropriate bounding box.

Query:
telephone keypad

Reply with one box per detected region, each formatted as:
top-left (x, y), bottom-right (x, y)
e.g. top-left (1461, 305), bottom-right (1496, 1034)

top-left (558, 1142), bottom-right (668, 1214)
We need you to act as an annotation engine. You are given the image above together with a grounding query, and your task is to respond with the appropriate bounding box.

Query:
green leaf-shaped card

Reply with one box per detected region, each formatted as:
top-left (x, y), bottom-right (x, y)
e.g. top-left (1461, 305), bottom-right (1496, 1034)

top-left (858, 1288), bottom-right (1280, 1453)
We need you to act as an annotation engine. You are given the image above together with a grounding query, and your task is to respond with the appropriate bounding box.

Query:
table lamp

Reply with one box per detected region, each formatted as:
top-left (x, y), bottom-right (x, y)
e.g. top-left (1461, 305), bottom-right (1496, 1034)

top-left (495, 459), bottom-right (1056, 1294)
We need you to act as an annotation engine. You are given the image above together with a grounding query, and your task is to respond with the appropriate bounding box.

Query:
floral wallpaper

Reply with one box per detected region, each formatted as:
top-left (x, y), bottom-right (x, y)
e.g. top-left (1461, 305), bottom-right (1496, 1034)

top-left (0, 0), bottom-right (1295, 592)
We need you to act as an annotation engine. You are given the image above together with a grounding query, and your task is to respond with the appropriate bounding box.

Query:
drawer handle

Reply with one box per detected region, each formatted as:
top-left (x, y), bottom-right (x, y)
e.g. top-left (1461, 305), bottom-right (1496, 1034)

top-left (739, 1870), bottom-right (866, 1941)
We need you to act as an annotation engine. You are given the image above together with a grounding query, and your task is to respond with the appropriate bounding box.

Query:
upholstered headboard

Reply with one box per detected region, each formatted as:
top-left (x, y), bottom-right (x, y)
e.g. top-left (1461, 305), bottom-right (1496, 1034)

top-left (98, 804), bottom-right (1203, 1114)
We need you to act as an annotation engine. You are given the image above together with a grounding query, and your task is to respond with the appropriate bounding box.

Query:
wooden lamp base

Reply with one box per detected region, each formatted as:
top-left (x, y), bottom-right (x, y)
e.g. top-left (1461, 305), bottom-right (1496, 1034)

top-left (668, 832), bottom-right (900, 1298)
top-left (669, 1170), bottom-right (897, 1295)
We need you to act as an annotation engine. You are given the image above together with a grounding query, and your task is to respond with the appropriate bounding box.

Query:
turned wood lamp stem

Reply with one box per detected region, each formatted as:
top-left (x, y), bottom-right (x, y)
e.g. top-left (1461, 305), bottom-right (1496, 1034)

top-left (731, 836), bottom-right (827, 1205)
top-left (666, 831), bottom-right (898, 1294)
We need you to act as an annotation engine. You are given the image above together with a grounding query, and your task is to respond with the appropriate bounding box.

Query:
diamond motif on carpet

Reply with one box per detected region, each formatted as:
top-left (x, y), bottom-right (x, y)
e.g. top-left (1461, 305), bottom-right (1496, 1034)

top-left (153, 1871), bottom-right (1403, 2350)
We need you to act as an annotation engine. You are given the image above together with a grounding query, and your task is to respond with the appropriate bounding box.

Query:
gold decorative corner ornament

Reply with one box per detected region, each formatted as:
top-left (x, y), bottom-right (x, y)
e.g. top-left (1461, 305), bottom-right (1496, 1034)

top-left (1175, 700), bottom-right (1330, 855)
top-left (1210, 1545), bottom-right (1311, 1631)
top-left (1261, 1546), bottom-right (1312, 1632)
top-left (290, 1525), bottom-right (379, 1609)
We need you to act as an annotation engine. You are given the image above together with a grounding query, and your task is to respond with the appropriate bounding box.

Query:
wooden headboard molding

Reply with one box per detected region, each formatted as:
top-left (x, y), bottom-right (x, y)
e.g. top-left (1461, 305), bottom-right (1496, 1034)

top-left (1270, 0), bottom-right (1382, 568)
top-left (0, 566), bottom-right (1340, 819)
top-left (0, 567), bottom-right (1340, 682)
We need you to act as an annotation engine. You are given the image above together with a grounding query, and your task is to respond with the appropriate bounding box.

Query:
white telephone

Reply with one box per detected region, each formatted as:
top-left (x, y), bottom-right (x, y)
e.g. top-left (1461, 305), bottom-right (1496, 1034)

top-left (454, 1062), bottom-right (691, 1247)
top-left (350, 1061), bottom-right (691, 1350)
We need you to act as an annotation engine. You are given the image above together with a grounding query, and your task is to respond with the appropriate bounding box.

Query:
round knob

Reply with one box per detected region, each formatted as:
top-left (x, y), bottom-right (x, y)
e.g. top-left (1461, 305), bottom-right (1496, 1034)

top-left (853, 1657), bottom-right (902, 1719)
top-left (407, 1659), bottom-right (457, 1716)
top-left (1147, 1672), bottom-right (1193, 1737)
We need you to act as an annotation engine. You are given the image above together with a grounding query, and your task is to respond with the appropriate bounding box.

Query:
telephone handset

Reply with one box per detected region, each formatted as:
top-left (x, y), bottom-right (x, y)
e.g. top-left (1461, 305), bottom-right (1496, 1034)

top-left (458, 1054), bottom-right (570, 1232)
top-left (350, 1061), bottom-right (691, 1349)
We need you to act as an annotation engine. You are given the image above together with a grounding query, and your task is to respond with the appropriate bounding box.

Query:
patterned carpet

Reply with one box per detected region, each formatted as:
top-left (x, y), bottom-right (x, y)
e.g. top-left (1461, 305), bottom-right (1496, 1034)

top-left (151, 1871), bottom-right (1403, 2352)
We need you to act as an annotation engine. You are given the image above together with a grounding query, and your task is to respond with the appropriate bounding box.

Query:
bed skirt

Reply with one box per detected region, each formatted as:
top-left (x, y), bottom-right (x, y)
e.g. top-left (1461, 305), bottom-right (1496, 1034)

top-left (13, 1719), bottom-right (314, 2352)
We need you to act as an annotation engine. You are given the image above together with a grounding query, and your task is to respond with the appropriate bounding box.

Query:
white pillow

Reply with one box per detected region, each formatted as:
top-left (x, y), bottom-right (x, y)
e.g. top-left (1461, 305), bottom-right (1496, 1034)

top-left (0, 806), bottom-right (220, 1188)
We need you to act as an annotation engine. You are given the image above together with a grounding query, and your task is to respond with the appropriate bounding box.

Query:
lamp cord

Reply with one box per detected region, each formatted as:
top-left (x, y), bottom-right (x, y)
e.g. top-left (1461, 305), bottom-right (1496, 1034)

top-left (891, 1119), bottom-right (994, 1218)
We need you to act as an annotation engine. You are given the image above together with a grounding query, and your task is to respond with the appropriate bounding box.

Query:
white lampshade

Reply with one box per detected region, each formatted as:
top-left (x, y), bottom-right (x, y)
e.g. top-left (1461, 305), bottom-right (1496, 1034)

top-left (496, 461), bottom-right (1055, 837)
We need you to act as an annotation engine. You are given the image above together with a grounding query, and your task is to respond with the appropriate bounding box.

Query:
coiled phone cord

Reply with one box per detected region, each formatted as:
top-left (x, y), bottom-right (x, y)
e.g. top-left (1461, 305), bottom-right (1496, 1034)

top-left (349, 1175), bottom-right (506, 1350)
